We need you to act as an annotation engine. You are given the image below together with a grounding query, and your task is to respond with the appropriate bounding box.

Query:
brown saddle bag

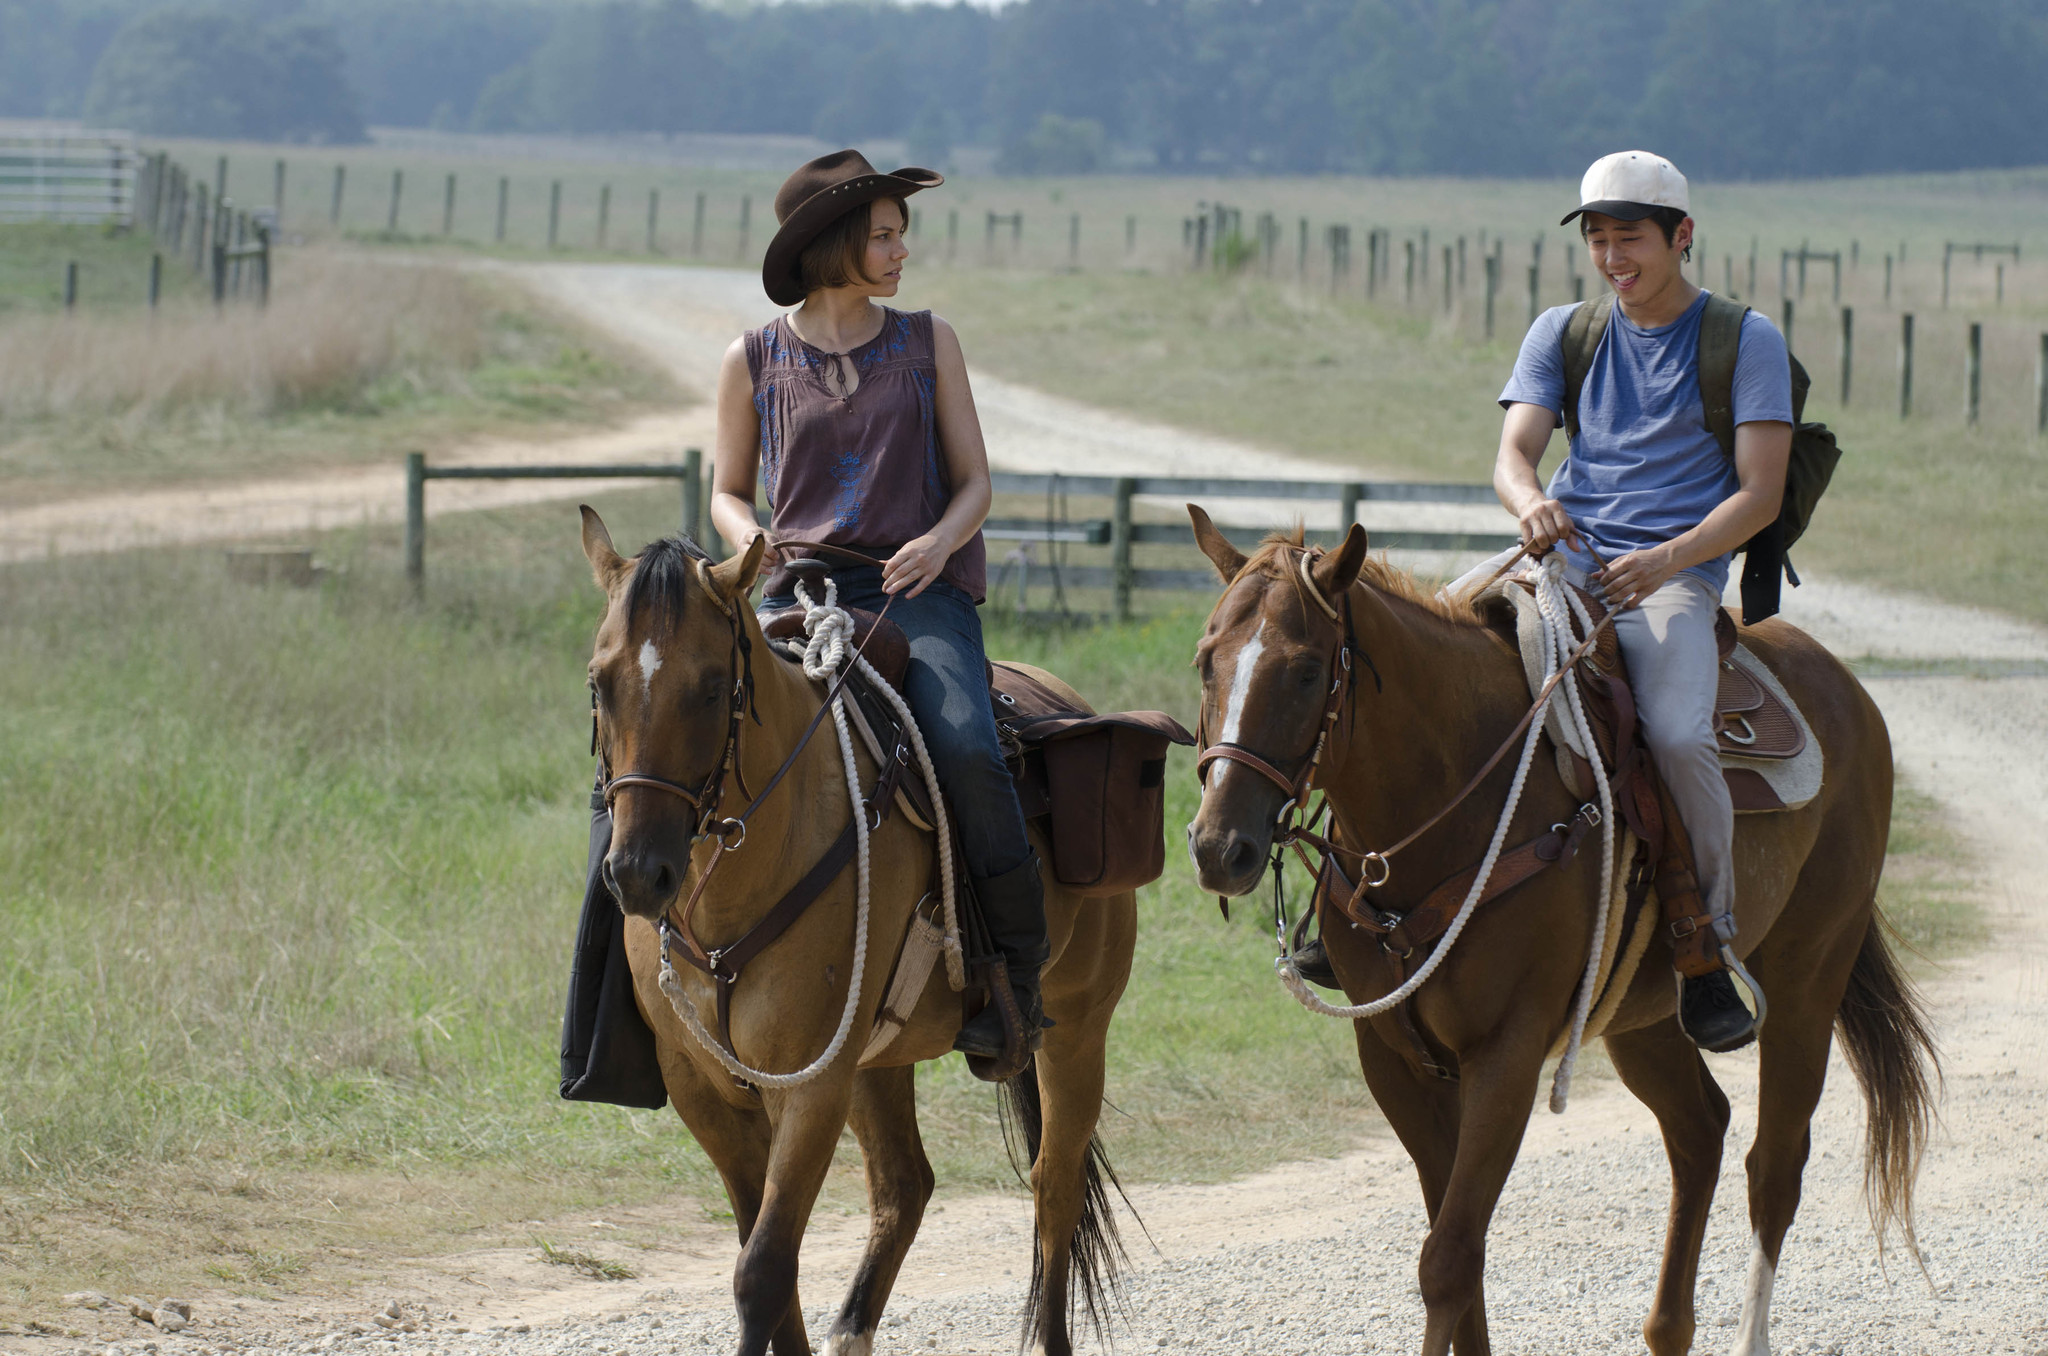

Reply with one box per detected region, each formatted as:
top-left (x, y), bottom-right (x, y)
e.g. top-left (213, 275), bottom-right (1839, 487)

top-left (991, 662), bottom-right (1194, 896)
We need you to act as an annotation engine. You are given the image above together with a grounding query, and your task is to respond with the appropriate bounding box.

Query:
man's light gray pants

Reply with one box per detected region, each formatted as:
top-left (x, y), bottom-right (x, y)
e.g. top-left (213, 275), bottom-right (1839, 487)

top-left (1613, 574), bottom-right (1737, 940)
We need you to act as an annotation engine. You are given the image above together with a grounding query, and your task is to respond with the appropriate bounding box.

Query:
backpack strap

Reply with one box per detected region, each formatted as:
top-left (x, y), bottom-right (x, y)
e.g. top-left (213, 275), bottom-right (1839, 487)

top-left (1697, 292), bottom-right (1748, 460)
top-left (1559, 296), bottom-right (1613, 442)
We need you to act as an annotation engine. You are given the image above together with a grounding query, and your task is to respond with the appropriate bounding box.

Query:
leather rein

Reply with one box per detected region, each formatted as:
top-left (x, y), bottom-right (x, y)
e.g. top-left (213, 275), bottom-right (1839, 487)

top-left (1196, 545), bottom-right (1619, 924)
top-left (596, 540), bottom-right (905, 1079)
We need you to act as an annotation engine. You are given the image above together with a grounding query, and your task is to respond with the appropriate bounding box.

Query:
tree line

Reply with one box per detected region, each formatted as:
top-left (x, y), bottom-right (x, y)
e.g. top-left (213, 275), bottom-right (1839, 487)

top-left (3, 0), bottom-right (2046, 178)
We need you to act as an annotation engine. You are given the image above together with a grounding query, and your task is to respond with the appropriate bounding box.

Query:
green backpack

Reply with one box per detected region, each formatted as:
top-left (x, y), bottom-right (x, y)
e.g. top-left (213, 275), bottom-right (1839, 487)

top-left (1560, 292), bottom-right (1841, 623)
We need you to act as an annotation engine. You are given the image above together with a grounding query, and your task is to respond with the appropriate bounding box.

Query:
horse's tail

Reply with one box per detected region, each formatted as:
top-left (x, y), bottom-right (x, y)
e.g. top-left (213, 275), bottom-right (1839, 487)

top-left (1834, 911), bottom-right (1940, 1257)
top-left (996, 1054), bottom-right (1134, 1349)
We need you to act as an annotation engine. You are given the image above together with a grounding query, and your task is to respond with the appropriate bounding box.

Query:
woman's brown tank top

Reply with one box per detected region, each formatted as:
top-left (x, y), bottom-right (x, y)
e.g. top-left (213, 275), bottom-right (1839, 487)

top-left (743, 308), bottom-right (986, 601)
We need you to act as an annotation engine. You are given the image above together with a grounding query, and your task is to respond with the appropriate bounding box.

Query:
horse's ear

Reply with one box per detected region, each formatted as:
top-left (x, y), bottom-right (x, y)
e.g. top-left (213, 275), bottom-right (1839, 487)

top-left (1311, 523), bottom-right (1370, 600)
top-left (580, 504), bottom-right (627, 592)
top-left (1188, 504), bottom-right (1248, 583)
top-left (705, 534), bottom-right (768, 603)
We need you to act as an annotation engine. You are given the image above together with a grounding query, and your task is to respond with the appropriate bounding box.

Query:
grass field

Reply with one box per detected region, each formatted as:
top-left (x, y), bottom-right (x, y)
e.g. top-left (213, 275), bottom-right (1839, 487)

top-left (0, 491), bottom-right (1975, 1316)
top-left (0, 232), bottom-right (678, 505)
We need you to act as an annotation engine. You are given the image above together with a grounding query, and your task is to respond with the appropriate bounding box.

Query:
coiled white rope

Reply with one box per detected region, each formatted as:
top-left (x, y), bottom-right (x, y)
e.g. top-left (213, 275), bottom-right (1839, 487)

top-left (657, 577), bottom-right (961, 1089)
top-left (1276, 553), bottom-right (1617, 1113)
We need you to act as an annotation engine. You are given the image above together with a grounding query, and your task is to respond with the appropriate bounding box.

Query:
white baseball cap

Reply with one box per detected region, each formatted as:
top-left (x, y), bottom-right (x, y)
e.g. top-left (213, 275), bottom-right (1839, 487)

top-left (1561, 150), bottom-right (1689, 226)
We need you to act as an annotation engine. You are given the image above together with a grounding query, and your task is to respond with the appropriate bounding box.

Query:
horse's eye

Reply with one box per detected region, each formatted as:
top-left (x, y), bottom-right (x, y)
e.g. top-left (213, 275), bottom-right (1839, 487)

top-left (1292, 660), bottom-right (1322, 688)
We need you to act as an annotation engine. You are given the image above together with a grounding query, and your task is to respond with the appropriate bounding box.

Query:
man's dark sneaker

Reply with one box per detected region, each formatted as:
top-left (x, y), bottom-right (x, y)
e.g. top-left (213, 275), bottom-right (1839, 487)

top-left (1289, 937), bottom-right (1342, 991)
top-left (1679, 969), bottom-right (1759, 1052)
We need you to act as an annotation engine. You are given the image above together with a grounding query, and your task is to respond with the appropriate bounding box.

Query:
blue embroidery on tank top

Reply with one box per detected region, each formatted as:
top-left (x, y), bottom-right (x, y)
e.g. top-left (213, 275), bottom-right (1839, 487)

top-left (754, 383), bottom-right (782, 501)
top-left (828, 448), bottom-right (866, 531)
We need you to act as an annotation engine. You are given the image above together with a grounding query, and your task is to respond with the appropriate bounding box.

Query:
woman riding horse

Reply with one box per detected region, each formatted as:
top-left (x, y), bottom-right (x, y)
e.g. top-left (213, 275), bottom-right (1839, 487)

top-left (707, 149), bottom-right (1045, 1057)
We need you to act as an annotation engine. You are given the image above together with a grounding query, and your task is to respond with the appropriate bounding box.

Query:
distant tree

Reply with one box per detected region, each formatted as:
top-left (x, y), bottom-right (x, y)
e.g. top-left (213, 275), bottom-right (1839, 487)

top-left (997, 113), bottom-right (1107, 175)
top-left (904, 97), bottom-right (962, 171)
top-left (312, 0), bottom-right (554, 131)
top-left (82, 7), bottom-right (364, 143)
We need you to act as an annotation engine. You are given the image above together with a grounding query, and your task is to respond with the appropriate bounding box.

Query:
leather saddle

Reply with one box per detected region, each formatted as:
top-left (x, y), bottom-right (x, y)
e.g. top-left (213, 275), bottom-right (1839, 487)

top-left (759, 600), bottom-right (1190, 1081)
top-left (1525, 585), bottom-right (1807, 814)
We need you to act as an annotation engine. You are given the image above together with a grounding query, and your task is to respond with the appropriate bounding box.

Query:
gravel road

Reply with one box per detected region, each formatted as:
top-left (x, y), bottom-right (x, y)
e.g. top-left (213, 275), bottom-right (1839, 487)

top-left (18, 263), bottom-right (2046, 1355)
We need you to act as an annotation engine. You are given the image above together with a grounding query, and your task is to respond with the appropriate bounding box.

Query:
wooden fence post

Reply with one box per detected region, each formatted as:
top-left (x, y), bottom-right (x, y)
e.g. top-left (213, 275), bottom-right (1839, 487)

top-left (1111, 477), bottom-right (1136, 622)
top-left (1443, 246), bottom-right (1453, 312)
top-left (387, 169), bottom-right (402, 233)
top-left (548, 180), bottom-right (561, 249)
top-left (330, 164), bottom-right (344, 225)
top-left (405, 451), bottom-right (426, 593)
top-left (1781, 298), bottom-right (1794, 354)
top-left (692, 191), bottom-right (706, 255)
top-left (1526, 263), bottom-right (1539, 326)
top-left (1899, 313), bottom-right (1915, 419)
top-left (1458, 236), bottom-right (1467, 289)
top-left (1366, 230), bottom-right (1378, 298)
top-left (496, 177), bottom-right (508, 243)
top-left (214, 155), bottom-right (227, 201)
top-left (597, 184), bottom-right (611, 249)
top-left (1298, 217), bottom-right (1308, 282)
top-left (947, 208), bottom-right (958, 263)
top-left (1832, 253), bottom-right (1841, 305)
top-left (682, 447), bottom-right (703, 541)
top-left (2037, 333), bottom-right (2048, 436)
top-left (1941, 245), bottom-right (1951, 308)
top-left (1404, 239), bottom-right (1415, 305)
top-left (1996, 264), bottom-right (2005, 307)
top-left (442, 172), bottom-right (456, 235)
top-left (148, 252), bottom-right (161, 310)
top-left (1884, 254), bottom-right (1892, 305)
top-left (1484, 254), bottom-right (1498, 339)
top-left (738, 195), bottom-right (751, 260)
top-left (1966, 322), bottom-right (1982, 425)
top-left (1838, 306), bottom-right (1853, 405)
top-left (1069, 212), bottom-right (1079, 266)
top-left (64, 261), bottom-right (77, 311)
top-left (1339, 482), bottom-right (1362, 537)
top-left (273, 158), bottom-right (285, 226)
top-left (647, 188), bottom-right (660, 254)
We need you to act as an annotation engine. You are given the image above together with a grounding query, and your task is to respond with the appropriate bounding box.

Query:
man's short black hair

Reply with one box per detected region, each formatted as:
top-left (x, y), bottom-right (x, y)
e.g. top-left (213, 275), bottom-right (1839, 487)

top-left (1580, 205), bottom-right (1692, 262)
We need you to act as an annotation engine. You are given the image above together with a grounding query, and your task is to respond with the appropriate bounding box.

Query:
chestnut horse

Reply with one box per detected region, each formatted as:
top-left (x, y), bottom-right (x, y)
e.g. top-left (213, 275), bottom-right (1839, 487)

top-left (1183, 514), bottom-right (1936, 1356)
top-left (581, 510), bottom-right (1135, 1356)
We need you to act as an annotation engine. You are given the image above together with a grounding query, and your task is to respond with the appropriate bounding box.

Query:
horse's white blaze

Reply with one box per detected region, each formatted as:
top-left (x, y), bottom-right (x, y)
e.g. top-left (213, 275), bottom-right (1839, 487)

top-left (637, 638), bottom-right (663, 696)
top-left (1209, 619), bottom-right (1267, 789)
top-left (1726, 1232), bottom-right (1776, 1356)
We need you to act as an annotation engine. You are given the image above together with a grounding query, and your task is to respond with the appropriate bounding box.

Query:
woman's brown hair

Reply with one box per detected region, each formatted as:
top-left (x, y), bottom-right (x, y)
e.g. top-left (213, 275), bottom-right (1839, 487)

top-left (797, 196), bottom-right (908, 295)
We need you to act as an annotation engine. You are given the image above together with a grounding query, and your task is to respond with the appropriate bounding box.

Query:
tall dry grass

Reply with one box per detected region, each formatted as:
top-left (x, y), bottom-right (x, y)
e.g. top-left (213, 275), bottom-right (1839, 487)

top-left (0, 255), bottom-right (486, 422)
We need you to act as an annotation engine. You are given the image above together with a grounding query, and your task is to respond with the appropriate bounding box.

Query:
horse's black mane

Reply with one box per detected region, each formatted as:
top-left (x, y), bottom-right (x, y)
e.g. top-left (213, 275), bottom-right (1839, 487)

top-left (621, 533), bottom-right (716, 635)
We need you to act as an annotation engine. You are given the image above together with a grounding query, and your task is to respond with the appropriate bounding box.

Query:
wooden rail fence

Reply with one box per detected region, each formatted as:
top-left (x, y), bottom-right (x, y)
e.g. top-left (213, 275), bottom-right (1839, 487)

top-left (0, 130), bottom-right (134, 224)
top-left (402, 451), bottom-right (1515, 617)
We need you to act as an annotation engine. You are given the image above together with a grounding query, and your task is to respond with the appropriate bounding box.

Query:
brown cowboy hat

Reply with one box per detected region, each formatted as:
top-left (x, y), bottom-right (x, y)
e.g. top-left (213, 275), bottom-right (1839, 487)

top-left (761, 149), bottom-right (942, 306)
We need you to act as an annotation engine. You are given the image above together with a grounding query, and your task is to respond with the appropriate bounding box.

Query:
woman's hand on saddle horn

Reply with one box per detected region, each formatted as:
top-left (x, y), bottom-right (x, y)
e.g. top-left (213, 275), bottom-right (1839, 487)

top-left (1594, 544), bottom-right (1679, 611)
top-left (882, 533), bottom-right (949, 597)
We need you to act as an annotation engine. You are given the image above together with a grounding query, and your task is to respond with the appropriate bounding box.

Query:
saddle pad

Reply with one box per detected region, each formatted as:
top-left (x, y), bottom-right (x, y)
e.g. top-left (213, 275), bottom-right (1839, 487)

top-left (1504, 587), bottom-right (1823, 814)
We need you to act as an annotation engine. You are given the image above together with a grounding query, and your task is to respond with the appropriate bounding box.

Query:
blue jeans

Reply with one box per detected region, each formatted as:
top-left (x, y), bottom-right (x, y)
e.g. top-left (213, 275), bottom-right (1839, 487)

top-left (762, 567), bottom-right (1032, 882)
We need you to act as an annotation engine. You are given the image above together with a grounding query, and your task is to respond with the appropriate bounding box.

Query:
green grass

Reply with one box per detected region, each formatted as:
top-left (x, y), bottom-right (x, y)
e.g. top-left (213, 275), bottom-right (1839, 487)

top-left (0, 223), bottom-right (203, 317)
top-left (905, 262), bottom-right (2048, 626)
top-left (0, 494), bottom-right (1981, 1316)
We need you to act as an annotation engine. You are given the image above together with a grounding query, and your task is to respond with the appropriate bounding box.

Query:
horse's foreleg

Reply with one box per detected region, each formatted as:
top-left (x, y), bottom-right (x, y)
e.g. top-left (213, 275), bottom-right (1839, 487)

top-left (1353, 1018), bottom-right (1494, 1355)
top-left (734, 1084), bottom-right (856, 1356)
top-left (1413, 1032), bottom-right (1547, 1356)
top-left (823, 1066), bottom-right (933, 1356)
top-left (1603, 1019), bottom-right (1732, 1356)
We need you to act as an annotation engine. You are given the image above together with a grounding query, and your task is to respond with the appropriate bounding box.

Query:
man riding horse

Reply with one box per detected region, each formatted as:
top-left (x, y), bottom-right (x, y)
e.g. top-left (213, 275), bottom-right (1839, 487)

top-left (1496, 150), bottom-right (1792, 1051)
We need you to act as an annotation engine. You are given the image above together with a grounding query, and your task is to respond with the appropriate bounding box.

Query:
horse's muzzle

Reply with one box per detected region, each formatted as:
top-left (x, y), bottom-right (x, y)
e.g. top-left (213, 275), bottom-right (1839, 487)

top-left (604, 843), bottom-right (682, 919)
top-left (1186, 817), bottom-right (1270, 898)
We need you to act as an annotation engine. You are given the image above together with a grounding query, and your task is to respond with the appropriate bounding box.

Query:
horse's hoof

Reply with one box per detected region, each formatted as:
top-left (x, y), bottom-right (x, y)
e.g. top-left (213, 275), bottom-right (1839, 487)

top-left (822, 1332), bottom-right (873, 1356)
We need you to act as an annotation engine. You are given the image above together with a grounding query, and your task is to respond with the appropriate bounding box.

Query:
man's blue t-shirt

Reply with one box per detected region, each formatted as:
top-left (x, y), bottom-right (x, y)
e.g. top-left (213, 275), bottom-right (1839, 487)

top-left (1498, 290), bottom-right (1793, 593)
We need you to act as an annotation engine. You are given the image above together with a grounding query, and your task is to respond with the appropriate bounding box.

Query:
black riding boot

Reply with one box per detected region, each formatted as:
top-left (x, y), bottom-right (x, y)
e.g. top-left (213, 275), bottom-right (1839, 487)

top-left (953, 851), bottom-right (1050, 1059)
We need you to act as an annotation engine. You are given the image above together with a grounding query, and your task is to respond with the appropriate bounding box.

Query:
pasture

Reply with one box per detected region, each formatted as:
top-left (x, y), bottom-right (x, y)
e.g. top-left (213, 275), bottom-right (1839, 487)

top-left (0, 151), bottom-right (2011, 1319)
top-left (0, 491), bottom-right (1974, 1314)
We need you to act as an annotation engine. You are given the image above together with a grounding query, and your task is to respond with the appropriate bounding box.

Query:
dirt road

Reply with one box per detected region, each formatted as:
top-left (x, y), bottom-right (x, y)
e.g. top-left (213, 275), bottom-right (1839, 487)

top-left (18, 263), bottom-right (2046, 1355)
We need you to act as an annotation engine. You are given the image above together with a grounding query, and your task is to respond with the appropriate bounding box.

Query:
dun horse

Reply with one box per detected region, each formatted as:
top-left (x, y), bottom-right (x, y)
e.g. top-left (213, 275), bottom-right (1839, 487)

top-left (581, 511), bottom-right (1134, 1356)
top-left (1184, 514), bottom-right (1936, 1356)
